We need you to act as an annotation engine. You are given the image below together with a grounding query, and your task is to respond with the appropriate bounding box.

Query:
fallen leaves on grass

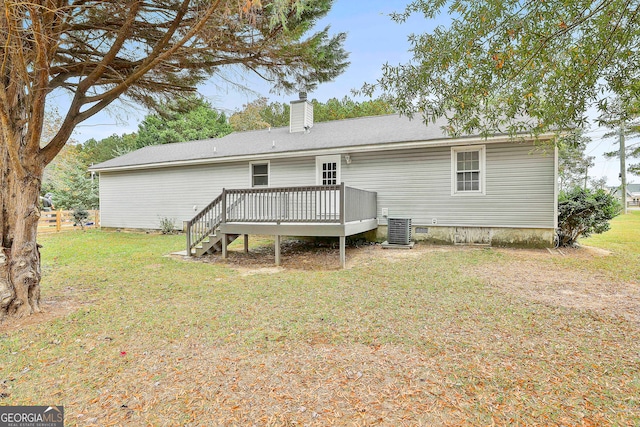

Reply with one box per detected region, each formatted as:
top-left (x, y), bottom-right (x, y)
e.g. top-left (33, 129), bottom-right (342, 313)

top-left (473, 247), bottom-right (640, 324)
top-left (61, 340), bottom-right (638, 426)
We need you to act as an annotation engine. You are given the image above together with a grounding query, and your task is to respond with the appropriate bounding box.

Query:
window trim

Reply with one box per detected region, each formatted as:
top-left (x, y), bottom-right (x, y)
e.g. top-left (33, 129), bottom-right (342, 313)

top-left (315, 155), bottom-right (341, 186)
top-left (451, 145), bottom-right (486, 196)
top-left (249, 161), bottom-right (270, 188)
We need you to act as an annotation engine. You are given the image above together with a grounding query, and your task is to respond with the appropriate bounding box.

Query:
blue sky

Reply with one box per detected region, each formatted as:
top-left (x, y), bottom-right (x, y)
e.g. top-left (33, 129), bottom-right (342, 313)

top-left (64, 0), bottom-right (628, 186)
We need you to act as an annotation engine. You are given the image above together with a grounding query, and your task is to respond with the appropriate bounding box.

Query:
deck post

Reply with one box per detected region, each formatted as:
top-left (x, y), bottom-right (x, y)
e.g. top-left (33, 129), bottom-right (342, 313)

top-left (243, 234), bottom-right (249, 253)
top-left (222, 233), bottom-right (228, 259)
top-left (275, 235), bottom-right (281, 266)
top-left (186, 221), bottom-right (192, 256)
top-left (221, 189), bottom-right (228, 259)
top-left (221, 188), bottom-right (227, 223)
top-left (339, 236), bottom-right (346, 269)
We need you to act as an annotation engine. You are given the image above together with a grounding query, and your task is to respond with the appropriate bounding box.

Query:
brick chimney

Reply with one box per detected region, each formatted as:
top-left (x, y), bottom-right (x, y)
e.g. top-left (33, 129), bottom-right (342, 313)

top-left (289, 92), bottom-right (313, 133)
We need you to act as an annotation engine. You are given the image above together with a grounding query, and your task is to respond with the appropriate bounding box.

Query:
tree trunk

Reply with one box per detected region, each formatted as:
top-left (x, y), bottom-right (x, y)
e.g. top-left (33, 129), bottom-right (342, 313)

top-left (0, 151), bottom-right (43, 320)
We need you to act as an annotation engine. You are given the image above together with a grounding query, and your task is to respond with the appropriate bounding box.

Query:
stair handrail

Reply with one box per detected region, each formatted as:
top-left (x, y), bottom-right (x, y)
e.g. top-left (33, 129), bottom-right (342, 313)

top-left (186, 190), bottom-right (248, 255)
top-left (186, 193), bottom-right (224, 254)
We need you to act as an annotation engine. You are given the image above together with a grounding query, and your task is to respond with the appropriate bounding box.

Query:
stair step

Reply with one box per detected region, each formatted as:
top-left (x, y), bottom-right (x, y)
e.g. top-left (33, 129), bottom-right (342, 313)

top-left (193, 233), bottom-right (240, 256)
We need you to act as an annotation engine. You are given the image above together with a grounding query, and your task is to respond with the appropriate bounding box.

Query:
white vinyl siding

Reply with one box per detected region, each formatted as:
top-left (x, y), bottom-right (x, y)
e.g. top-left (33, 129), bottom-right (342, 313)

top-left (98, 141), bottom-right (556, 231)
top-left (289, 101), bottom-right (314, 133)
top-left (99, 162), bottom-right (247, 230)
top-left (339, 142), bottom-right (555, 228)
top-left (269, 157), bottom-right (316, 187)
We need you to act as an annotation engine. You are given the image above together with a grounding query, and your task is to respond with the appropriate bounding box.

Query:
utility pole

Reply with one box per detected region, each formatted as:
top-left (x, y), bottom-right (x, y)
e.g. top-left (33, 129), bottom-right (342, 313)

top-left (620, 125), bottom-right (627, 214)
top-left (583, 161), bottom-right (589, 189)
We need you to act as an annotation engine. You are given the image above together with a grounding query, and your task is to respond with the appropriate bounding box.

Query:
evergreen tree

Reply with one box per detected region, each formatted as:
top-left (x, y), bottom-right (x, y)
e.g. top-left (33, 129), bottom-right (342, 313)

top-left (557, 131), bottom-right (594, 192)
top-left (80, 133), bottom-right (139, 165)
top-left (42, 146), bottom-right (99, 210)
top-left (136, 96), bottom-right (233, 147)
top-left (230, 96), bottom-right (395, 131)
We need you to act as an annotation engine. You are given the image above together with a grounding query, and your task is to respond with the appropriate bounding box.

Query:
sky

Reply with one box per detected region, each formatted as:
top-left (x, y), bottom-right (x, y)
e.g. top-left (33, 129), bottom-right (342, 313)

top-left (64, 0), bottom-right (631, 186)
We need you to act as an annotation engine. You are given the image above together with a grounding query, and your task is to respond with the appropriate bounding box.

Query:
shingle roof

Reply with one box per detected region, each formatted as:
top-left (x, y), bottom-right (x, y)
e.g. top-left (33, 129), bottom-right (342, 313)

top-left (90, 114), bottom-right (530, 171)
top-left (627, 183), bottom-right (640, 194)
top-left (609, 184), bottom-right (640, 196)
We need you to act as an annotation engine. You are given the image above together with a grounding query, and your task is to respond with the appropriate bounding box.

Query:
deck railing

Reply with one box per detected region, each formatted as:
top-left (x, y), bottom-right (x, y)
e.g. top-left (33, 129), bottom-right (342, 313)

top-left (226, 184), bottom-right (345, 223)
top-left (186, 193), bottom-right (223, 253)
top-left (345, 186), bottom-right (378, 222)
top-left (186, 183), bottom-right (377, 254)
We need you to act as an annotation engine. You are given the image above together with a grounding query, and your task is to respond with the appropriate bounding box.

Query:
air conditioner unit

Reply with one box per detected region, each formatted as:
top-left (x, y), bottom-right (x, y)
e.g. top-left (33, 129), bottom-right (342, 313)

top-left (387, 218), bottom-right (412, 245)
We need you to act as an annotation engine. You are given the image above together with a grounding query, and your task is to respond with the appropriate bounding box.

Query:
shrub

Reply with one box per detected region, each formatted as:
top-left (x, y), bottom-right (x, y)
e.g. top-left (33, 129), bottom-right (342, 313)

top-left (557, 187), bottom-right (620, 247)
top-left (72, 206), bottom-right (89, 229)
top-left (159, 217), bottom-right (176, 234)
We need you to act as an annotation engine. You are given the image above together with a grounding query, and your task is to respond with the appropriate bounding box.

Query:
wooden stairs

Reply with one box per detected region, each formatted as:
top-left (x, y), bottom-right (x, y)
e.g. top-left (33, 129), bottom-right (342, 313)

top-left (192, 232), bottom-right (239, 256)
top-left (186, 192), bottom-right (236, 257)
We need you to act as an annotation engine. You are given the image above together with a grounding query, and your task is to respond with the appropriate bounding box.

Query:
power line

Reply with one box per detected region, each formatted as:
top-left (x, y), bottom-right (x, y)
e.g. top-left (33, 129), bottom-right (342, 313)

top-left (587, 139), bottom-right (606, 155)
top-left (582, 129), bottom-right (610, 137)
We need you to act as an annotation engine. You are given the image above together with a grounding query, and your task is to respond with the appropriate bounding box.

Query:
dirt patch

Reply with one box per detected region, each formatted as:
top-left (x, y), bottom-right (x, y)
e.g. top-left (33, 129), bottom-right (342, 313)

top-left (472, 246), bottom-right (640, 324)
top-left (189, 239), bottom-right (377, 271)
top-left (184, 238), bottom-right (467, 272)
top-left (237, 266), bottom-right (284, 277)
top-left (0, 298), bottom-right (83, 333)
top-left (354, 243), bottom-right (475, 262)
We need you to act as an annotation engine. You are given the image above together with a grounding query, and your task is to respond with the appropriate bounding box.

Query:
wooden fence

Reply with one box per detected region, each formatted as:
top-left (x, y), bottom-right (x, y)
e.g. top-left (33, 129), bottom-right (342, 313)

top-left (38, 210), bottom-right (100, 234)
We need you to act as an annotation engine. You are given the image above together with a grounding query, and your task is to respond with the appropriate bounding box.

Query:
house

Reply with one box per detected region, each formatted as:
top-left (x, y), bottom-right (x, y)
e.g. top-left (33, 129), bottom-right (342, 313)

top-left (90, 95), bottom-right (558, 266)
top-left (609, 183), bottom-right (640, 207)
top-left (630, 184), bottom-right (640, 206)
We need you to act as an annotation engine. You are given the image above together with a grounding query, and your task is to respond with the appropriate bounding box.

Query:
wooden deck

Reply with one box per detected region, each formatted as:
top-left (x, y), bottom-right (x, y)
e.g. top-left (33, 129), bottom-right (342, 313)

top-left (186, 184), bottom-right (378, 268)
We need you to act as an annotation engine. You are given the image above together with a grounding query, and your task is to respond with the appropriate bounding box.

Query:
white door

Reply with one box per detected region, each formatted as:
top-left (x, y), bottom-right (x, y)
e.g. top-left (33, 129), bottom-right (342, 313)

top-left (315, 155), bottom-right (341, 220)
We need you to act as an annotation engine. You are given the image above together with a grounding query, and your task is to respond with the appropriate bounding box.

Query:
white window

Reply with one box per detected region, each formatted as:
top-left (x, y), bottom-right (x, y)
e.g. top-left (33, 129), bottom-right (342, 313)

top-left (451, 146), bottom-right (485, 195)
top-left (315, 155), bottom-right (341, 186)
top-left (250, 161), bottom-right (269, 187)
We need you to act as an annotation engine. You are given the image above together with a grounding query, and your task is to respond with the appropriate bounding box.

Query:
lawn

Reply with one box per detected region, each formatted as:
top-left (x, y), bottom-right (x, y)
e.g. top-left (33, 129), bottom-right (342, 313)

top-left (1, 213), bottom-right (639, 426)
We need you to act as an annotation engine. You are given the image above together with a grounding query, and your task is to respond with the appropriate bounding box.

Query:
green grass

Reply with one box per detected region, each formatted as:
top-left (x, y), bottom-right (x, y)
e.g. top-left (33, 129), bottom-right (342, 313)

top-left (550, 210), bottom-right (640, 281)
top-left (578, 209), bottom-right (640, 277)
top-left (0, 221), bottom-right (638, 425)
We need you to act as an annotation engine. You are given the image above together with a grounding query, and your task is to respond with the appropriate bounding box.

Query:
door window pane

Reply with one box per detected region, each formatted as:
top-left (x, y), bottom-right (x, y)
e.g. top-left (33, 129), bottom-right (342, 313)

top-left (322, 162), bottom-right (337, 185)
